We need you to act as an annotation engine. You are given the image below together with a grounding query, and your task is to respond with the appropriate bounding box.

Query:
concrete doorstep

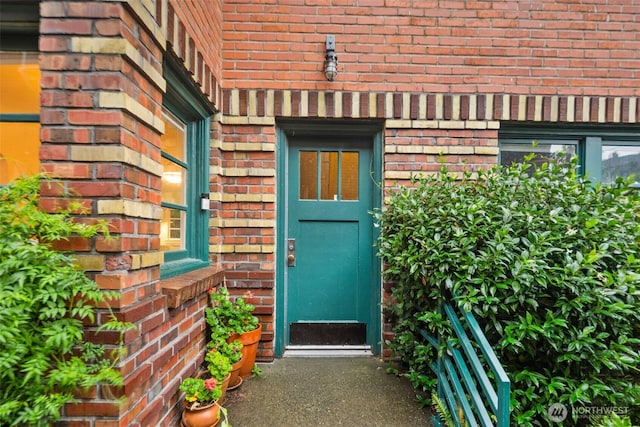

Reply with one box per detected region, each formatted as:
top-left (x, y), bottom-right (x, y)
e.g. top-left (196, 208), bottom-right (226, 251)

top-left (223, 357), bottom-right (433, 427)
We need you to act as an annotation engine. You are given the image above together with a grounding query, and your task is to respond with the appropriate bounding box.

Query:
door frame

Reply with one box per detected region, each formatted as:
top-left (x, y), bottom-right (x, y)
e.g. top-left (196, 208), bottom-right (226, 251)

top-left (275, 119), bottom-right (384, 357)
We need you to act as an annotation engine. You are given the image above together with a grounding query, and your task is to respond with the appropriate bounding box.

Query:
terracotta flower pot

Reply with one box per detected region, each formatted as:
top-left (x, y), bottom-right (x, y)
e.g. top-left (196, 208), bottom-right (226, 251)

top-left (182, 401), bottom-right (220, 427)
top-left (228, 358), bottom-right (243, 389)
top-left (237, 323), bottom-right (262, 379)
top-left (218, 373), bottom-right (231, 405)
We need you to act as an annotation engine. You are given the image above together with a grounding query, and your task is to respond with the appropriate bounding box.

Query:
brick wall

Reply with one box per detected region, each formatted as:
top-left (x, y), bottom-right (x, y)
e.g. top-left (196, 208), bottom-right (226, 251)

top-left (221, 0), bottom-right (640, 96)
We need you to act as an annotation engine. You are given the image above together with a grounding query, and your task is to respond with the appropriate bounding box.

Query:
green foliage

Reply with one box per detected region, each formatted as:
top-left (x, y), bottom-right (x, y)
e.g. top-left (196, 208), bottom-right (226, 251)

top-left (375, 157), bottom-right (640, 426)
top-left (591, 413), bottom-right (636, 427)
top-left (0, 175), bottom-right (131, 426)
top-left (205, 350), bottom-right (232, 381)
top-left (251, 364), bottom-right (263, 377)
top-left (206, 286), bottom-right (259, 335)
top-left (179, 377), bottom-right (222, 409)
top-left (432, 393), bottom-right (455, 427)
top-left (208, 337), bottom-right (243, 365)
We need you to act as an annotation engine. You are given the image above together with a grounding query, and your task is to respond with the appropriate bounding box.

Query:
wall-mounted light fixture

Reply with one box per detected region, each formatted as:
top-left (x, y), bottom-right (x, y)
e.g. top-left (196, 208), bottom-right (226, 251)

top-left (324, 35), bottom-right (338, 81)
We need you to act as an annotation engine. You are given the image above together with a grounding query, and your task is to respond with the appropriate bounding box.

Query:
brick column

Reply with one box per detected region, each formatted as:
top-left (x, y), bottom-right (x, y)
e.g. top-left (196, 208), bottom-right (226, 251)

top-left (39, 1), bottom-right (171, 425)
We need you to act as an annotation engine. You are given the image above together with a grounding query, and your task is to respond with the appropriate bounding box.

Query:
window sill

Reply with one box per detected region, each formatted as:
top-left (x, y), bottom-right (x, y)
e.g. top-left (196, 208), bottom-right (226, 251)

top-left (160, 266), bottom-right (225, 309)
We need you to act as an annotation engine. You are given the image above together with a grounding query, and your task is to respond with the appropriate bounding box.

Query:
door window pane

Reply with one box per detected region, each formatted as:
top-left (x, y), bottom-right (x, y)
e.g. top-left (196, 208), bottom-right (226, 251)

top-left (299, 151), bottom-right (317, 199)
top-left (320, 151), bottom-right (339, 200)
top-left (602, 145), bottom-right (640, 185)
top-left (341, 152), bottom-right (359, 200)
top-left (300, 149), bottom-right (360, 201)
top-left (160, 208), bottom-right (185, 251)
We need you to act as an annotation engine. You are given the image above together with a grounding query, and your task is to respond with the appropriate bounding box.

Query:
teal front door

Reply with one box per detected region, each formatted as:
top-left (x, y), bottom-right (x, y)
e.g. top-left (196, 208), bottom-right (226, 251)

top-left (285, 136), bottom-right (378, 351)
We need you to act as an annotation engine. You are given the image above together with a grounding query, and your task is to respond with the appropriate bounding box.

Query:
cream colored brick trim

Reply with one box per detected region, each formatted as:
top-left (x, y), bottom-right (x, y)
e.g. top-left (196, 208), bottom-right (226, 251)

top-left (351, 91), bottom-right (360, 118)
top-left (300, 91), bottom-right (309, 117)
top-left (98, 199), bottom-right (162, 219)
top-left (475, 146), bottom-right (500, 155)
top-left (598, 98), bottom-right (606, 123)
top-left (234, 245), bottom-right (274, 253)
top-left (71, 37), bottom-right (165, 92)
top-left (384, 93), bottom-right (393, 118)
top-left (218, 142), bottom-right (275, 152)
top-left (566, 96), bottom-right (575, 122)
top-left (386, 120), bottom-right (495, 130)
top-left (222, 168), bottom-right (276, 177)
top-left (131, 251), bottom-right (163, 269)
top-left (221, 116), bottom-right (276, 126)
top-left (317, 91), bottom-right (327, 117)
top-left (582, 96), bottom-right (591, 122)
top-left (98, 92), bottom-right (164, 134)
top-left (210, 219), bottom-right (275, 228)
top-left (209, 244), bottom-right (274, 254)
top-left (613, 98), bottom-right (621, 123)
top-left (334, 91), bottom-right (343, 118)
top-left (70, 145), bottom-right (162, 176)
top-left (125, 0), bottom-right (166, 50)
top-left (73, 255), bottom-right (105, 271)
top-left (220, 193), bottom-right (275, 203)
top-left (368, 93), bottom-right (377, 118)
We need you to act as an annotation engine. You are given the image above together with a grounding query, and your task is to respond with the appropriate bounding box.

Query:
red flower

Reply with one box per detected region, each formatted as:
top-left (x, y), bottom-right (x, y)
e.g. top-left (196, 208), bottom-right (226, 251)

top-left (204, 378), bottom-right (217, 391)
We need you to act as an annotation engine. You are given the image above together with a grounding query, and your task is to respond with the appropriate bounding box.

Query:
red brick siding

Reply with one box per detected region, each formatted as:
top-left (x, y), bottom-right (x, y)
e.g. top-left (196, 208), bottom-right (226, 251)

top-left (221, 0), bottom-right (640, 96)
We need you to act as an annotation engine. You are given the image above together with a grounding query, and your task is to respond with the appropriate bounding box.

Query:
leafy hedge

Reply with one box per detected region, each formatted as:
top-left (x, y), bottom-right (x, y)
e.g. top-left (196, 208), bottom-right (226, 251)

top-left (375, 157), bottom-right (640, 426)
top-left (0, 176), bottom-right (130, 426)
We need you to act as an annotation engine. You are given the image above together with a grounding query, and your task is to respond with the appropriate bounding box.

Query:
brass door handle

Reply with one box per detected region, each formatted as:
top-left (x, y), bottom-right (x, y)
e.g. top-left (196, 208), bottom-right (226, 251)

top-left (287, 238), bottom-right (296, 266)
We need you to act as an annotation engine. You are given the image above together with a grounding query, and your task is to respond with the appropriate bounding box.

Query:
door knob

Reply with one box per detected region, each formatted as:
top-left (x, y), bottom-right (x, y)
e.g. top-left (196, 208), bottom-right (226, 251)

top-left (287, 238), bottom-right (296, 266)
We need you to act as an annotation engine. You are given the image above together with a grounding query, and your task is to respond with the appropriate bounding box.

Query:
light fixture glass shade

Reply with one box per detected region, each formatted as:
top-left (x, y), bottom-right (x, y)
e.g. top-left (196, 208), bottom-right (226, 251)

top-left (324, 51), bottom-right (338, 81)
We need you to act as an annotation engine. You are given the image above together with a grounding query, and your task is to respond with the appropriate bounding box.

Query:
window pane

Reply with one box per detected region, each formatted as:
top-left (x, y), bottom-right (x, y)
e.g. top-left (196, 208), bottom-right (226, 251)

top-left (160, 208), bottom-right (185, 251)
top-left (0, 122), bottom-right (40, 184)
top-left (0, 52), bottom-right (40, 114)
top-left (161, 156), bottom-right (186, 205)
top-left (299, 151), bottom-right (317, 200)
top-left (602, 145), bottom-right (640, 185)
top-left (0, 52), bottom-right (40, 185)
top-left (500, 143), bottom-right (576, 168)
top-left (341, 152), bottom-right (359, 200)
top-left (320, 151), bottom-right (339, 200)
top-left (162, 111), bottom-right (186, 162)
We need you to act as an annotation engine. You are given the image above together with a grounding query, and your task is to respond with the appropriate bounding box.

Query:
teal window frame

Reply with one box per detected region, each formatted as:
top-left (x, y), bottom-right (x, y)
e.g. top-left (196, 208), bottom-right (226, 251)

top-left (499, 124), bottom-right (640, 187)
top-left (160, 55), bottom-right (213, 279)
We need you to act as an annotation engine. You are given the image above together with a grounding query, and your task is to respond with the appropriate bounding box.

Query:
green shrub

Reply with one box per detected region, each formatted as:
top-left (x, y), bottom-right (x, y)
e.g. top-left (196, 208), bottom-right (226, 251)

top-left (0, 175), bottom-right (131, 426)
top-left (375, 157), bottom-right (640, 426)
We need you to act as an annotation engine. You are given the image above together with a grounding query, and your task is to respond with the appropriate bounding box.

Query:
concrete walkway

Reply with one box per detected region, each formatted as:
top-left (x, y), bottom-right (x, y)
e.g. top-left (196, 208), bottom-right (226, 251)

top-left (223, 357), bottom-right (433, 427)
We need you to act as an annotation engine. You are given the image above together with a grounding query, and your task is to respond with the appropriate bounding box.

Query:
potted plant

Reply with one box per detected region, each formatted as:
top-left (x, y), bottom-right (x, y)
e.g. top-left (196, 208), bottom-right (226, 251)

top-left (179, 377), bottom-right (222, 427)
top-left (209, 335), bottom-right (244, 389)
top-left (207, 287), bottom-right (262, 379)
top-left (205, 348), bottom-right (233, 400)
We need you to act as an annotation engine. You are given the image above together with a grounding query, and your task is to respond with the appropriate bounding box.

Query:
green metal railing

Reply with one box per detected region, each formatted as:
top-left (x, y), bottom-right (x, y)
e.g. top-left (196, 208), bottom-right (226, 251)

top-left (421, 300), bottom-right (511, 427)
